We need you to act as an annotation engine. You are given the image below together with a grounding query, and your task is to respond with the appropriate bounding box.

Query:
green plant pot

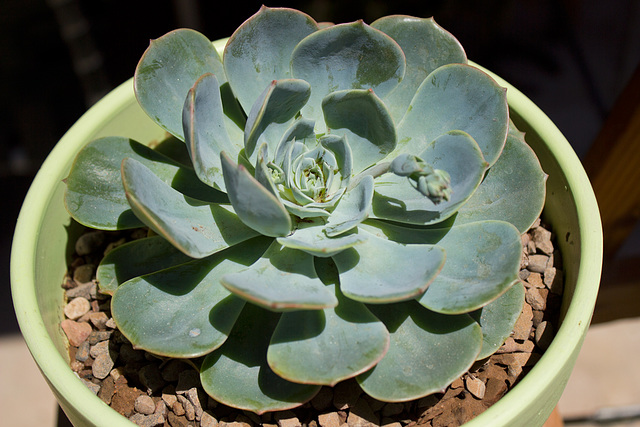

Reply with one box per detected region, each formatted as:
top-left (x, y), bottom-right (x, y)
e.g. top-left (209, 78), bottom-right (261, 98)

top-left (11, 46), bottom-right (602, 425)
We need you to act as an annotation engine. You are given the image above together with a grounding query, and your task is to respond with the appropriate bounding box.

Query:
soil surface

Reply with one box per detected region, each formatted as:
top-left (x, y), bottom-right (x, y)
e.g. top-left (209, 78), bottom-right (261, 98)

top-left (61, 218), bottom-right (562, 427)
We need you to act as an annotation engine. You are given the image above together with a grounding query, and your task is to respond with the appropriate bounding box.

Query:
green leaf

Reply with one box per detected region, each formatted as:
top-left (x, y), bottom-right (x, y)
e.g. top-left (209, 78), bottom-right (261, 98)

top-left (221, 152), bottom-right (292, 237)
top-left (277, 220), bottom-right (367, 257)
top-left (121, 158), bottom-right (259, 258)
top-left (244, 79), bottom-right (311, 163)
top-left (201, 303), bottom-right (321, 414)
top-left (322, 89), bottom-right (396, 174)
top-left (183, 73), bottom-right (244, 191)
top-left (417, 221), bottom-right (522, 314)
top-left (471, 281), bottom-right (525, 360)
top-left (274, 118), bottom-right (317, 165)
top-left (371, 131), bottom-right (487, 225)
top-left (372, 16), bottom-right (467, 121)
top-left (96, 235), bottom-right (192, 295)
top-left (292, 21), bottom-right (405, 126)
top-left (111, 237), bottom-right (272, 358)
top-left (135, 28), bottom-right (227, 140)
top-left (332, 229), bottom-right (445, 303)
top-left (396, 63), bottom-right (508, 167)
top-left (223, 6), bottom-right (319, 113)
top-left (268, 276), bottom-right (390, 385)
top-left (324, 175), bottom-right (374, 237)
top-left (221, 240), bottom-right (338, 311)
top-left (357, 301), bottom-right (482, 401)
top-left (320, 134), bottom-right (353, 188)
top-left (454, 130), bottom-right (548, 233)
top-left (64, 136), bottom-right (224, 230)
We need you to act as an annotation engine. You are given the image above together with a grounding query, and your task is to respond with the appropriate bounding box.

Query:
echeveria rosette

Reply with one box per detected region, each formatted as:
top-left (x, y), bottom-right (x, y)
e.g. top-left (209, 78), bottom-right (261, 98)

top-left (63, 6), bottom-right (547, 413)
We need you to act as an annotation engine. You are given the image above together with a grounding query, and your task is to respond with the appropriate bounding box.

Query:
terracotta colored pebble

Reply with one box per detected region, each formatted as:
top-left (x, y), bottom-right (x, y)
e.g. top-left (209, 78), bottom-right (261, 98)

top-left (61, 319), bottom-right (92, 346)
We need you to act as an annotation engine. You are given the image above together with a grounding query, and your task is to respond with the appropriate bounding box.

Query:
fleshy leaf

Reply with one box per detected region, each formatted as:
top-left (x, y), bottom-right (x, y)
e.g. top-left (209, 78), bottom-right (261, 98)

top-left (183, 73), bottom-right (243, 191)
top-left (223, 6), bottom-right (319, 113)
top-left (221, 152), bottom-right (292, 237)
top-left (395, 63), bottom-right (508, 166)
top-left (97, 235), bottom-right (192, 295)
top-left (371, 131), bottom-right (487, 225)
top-left (417, 221), bottom-right (522, 314)
top-left (357, 301), bottom-right (482, 401)
top-left (320, 134), bottom-right (353, 188)
top-left (372, 16), bottom-right (467, 121)
top-left (268, 261), bottom-right (389, 385)
top-left (471, 281), bottom-right (525, 360)
top-left (292, 21), bottom-right (406, 126)
top-left (201, 303), bottom-right (320, 414)
top-left (274, 118), bottom-right (317, 165)
top-left (122, 158), bottom-right (259, 258)
top-left (332, 229), bottom-right (445, 303)
top-left (221, 240), bottom-right (338, 311)
top-left (324, 175), bottom-right (374, 237)
top-left (135, 29), bottom-right (226, 139)
top-left (64, 136), bottom-right (224, 230)
top-left (454, 129), bottom-right (548, 233)
top-left (111, 237), bottom-right (272, 358)
top-left (244, 79), bottom-right (311, 163)
top-left (277, 220), bottom-right (367, 258)
top-left (322, 89), bottom-right (396, 174)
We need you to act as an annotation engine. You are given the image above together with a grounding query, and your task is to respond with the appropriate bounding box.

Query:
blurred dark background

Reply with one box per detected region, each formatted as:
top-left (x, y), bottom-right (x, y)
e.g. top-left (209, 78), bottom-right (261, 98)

top-left (2, 0), bottom-right (640, 334)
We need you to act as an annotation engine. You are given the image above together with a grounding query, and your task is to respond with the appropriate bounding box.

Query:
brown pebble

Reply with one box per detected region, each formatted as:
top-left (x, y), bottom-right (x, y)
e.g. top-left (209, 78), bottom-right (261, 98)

top-left (525, 287), bottom-right (546, 311)
top-left (347, 399), bottom-right (378, 426)
top-left (511, 303), bottom-right (533, 341)
top-left (92, 352), bottom-right (116, 380)
top-left (135, 395), bottom-right (156, 415)
top-left (172, 401), bottom-right (186, 416)
top-left (64, 297), bottom-right (91, 320)
top-left (318, 412), bottom-right (341, 427)
top-left (525, 272), bottom-right (545, 289)
top-left (61, 319), bottom-right (92, 347)
top-left (73, 264), bottom-right (96, 284)
top-left (527, 255), bottom-right (548, 273)
top-left (465, 376), bottom-right (486, 399)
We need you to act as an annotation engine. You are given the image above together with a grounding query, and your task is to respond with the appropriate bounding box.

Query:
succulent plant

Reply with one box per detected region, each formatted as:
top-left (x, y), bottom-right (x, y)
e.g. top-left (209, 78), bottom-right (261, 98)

top-left (64, 6), bottom-right (546, 413)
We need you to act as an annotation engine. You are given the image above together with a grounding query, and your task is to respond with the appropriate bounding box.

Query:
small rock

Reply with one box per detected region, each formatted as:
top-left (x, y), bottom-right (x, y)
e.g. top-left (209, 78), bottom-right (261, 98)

top-left (511, 303), bottom-right (533, 341)
top-left (274, 410), bottom-right (301, 427)
top-left (465, 376), bottom-right (486, 399)
top-left (525, 272), bottom-right (545, 289)
top-left (172, 401), bottom-right (186, 416)
top-left (75, 340), bottom-right (91, 362)
top-left (98, 375), bottom-right (116, 404)
top-left (548, 268), bottom-right (564, 295)
top-left (535, 321), bottom-right (555, 351)
top-left (105, 317), bottom-right (117, 329)
top-left (87, 330), bottom-right (113, 345)
top-left (518, 269), bottom-right (530, 281)
top-left (201, 411), bottom-right (218, 427)
top-left (496, 337), bottom-right (535, 353)
top-left (61, 319), bottom-right (93, 346)
top-left (186, 387), bottom-right (204, 420)
top-left (93, 352), bottom-right (116, 379)
top-left (155, 400), bottom-right (167, 416)
top-left (162, 385), bottom-right (178, 407)
top-left (135, 395), bottom-right (156, 415)
top-left (531, 227), bottom-right (554, 255)
top-left (525, 287), bottom-right (546, 311)
top-left (527, 255), bottom-right (548, 274)
top-left (178, 395), bottom-right (196, 421)
top-left (450, 377), bottom-right (464, 389)
top-left (66, 281), bottom-right (97, 300)
top-left (318, 412), bottom-right (341, 427)
top-left (64, 297), bottom-right (91, 320)
top-left (90, 340), bottom-right (110, 358)
top-left (166, 411), bottom-right (190, 427)
top-left (483, 378), bottom-right (508, 405)
top-left (129, 412), bottom-right (165, 427)
top-left (88, 311), bottom-right (109, 329)
top-left (73, 264), bottom-right (96, 284)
